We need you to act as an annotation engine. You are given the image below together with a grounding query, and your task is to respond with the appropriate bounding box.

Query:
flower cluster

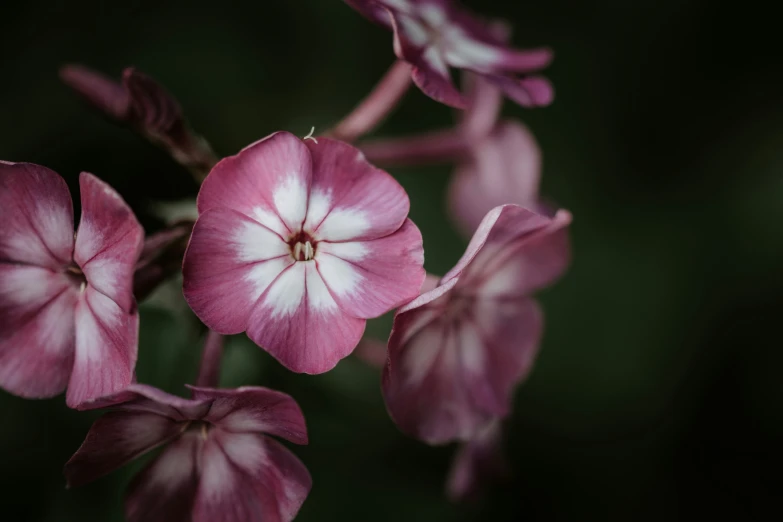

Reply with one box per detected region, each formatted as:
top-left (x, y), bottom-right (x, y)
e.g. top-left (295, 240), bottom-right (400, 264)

top-left (1, 1), bottom-right (570, 519)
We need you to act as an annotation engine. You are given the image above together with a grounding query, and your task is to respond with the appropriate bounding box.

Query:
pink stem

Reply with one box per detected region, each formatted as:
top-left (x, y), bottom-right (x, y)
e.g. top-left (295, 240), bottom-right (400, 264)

top-left (359, 128), bottom-right (471, 166)
top-left (330, 60), bottom-right (413, 142)
top-left (195, 330), bottom-right (224, 388)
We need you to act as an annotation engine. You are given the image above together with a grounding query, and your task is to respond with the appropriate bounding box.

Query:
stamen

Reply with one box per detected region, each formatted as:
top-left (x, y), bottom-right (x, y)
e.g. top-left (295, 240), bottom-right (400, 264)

top-left (304, 126), bottom-right (319, 144)
top-left (292, 241), bottom-right (315, 261)
top-left (304, 241), bottom-right (314, 261)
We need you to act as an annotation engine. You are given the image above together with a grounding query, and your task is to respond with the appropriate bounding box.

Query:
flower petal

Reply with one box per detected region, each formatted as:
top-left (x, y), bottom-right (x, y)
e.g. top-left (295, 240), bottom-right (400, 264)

top-left (74, 172), bottom-right (144, 312)
top-left (76, 383), bottom-right (212, 418)
top-left (125, 431), bottom-right (202, 522)
top-left (64, 411), bottom-right (184, 488)
top-left (66, 286), bottom-right (138, 408)
top-left (194, 430), bottom-right (311, 522)
top-left (183, 208), bottom-right (293, 334)
top-left (484, 74), bottom-right (555, 108)
top-left (198, 132), bottom-right (312, 237)
top-left (446, 419), bottom-right (507, 503)
top-left (188, 386), bottom-right (308, 444)
top-left (247, 261), bottom-right (365, 374)
top-left (448, 121), bottom-right (542, 235)
top-left (303, 138), bottom-right (410, 242)
top-left (0, 265), bottom-right (76, 398)
top-left (0, 162), bottom-right (74, 268)
top-left (59, 64), bottom-right (131, 121)
top-left (317, 218), bottom-right (425, 318)
top-left (410, 50), bottom-right (467, 109)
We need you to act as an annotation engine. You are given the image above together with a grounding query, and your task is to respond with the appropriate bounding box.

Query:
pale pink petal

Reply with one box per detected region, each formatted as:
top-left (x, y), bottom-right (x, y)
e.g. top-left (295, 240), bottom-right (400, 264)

top-left (448, 121), bottom-right (542, 235)
top-left (64, 411), bottom-right (184, 488)
top-left (446, 419), bottom-right (507, 502)
top-left (247, 261), bottom-right (365, 374)
top-left (0, 265), bottom-right (77, 398)
top-left (0, 162), bottom-right (74, 268)
top-left (317, 219), bottom-right (425, 318)
top-left (198, 132), bottom-right (312, 237)
top-left (194, 430), bottom-right (311, 522)
top-left (183, 208), bottom-right (293, 334)
top-left (188, 386), bottom-right (308, 444)
top-left (484, 74), bottom-right (555, 108)
top-left (460, 73), bottom-right (503, 140)
top-left (74, 172), bottom-right (144, 312)
top-left (66, 287), bottom-right (138, 408)
top-left (303, 138), bottom-right (410, 242)
top-left (76, 383), bottom-right (212, 419)
top-left (125, 431), bottom-right (202, 522)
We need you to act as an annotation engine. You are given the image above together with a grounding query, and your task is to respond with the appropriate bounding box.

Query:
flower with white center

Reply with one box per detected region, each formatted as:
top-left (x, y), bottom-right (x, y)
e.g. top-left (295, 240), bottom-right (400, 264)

top-left (183, 131), bottom-right (426, 374)
top-left (344, 0), bottom-right (554, 108)
top-left (383, 205), bottom-right (571, 444)
top-left (0, 162), bottom-right (143, 407)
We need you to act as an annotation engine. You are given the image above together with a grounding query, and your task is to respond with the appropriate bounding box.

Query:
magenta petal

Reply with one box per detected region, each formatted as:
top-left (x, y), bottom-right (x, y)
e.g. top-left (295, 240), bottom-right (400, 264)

top-left (198, 132), bottom-right (312, 237)
top-left (64, 410), bottom-right (184, 488)
top-left (485, 74), bottom-right (555, 108)
top-left (487, 47), bottom-right (553, 73)
top-left (188, 386), bottom-right (308, 445)
top-left (60, 64), bottom-right (131, 121)
top-left (0, 162), bottom-right (74, 268)
top-left (77, 383), bottom-right (212, 418)
top-left (183, 208), bottom-right (292, 335)
top-left (74, 172), bottom-right (144, 313)
top-left (125, 431), bottom-right (202, 522)
top-left (0, 265), bottom-right (76, 398)
top-left (446, 420), bottom-right (507, 502)
top-left (122, 68), bottom-right (185, 140)
top-left (448, 121), bottom-right (542, 235)
top-left (411, 60), bottom-right (467, 109)
top-left (317, 219), bottom-right (425, 318)
top-left (66, 287), bottom-right (138, 408)
top-left (194, 431), bottom-right (311, 522)
top-left (247, 262), bottom-right (365, 374)
top-left (303, 138), bottom-right (410, 241)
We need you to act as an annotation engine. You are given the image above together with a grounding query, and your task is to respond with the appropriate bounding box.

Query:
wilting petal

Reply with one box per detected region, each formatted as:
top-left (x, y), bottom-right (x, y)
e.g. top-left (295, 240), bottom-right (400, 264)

top-left (446, 420), bottom-right (507, 502)
top-left (194, 430), bottom-right (311, 522)
top-left (77, 383), bottom-right (212, 418)
top-left (247, 261), bottom-right (365, 374)
top-left (198, 132), bottom-right (312, 237)
top-left (303, 138), bottom-right (410, 241)
top-left (317, 219), bottom-right (425, 318)
top-left (189, 386), bottom-right (308, 444)
top-left (66, 287), bottom-right (138, 408)
top-left (484, 74), bottom-right (554, 108)
top-left (59, 64), bottom-right (131, 121)
top-left (64, 411), bottom-right (184, 488)
top-left (448, 121), bottom-right (542, 235)
top-left (74, 172), bottom-right (144, 312)
top-left (0, 265), bottom-right (76, 398)
top-left (0, 162), bottom-right (74, 268)
top-left (183, 208), bottom-right (292, 334)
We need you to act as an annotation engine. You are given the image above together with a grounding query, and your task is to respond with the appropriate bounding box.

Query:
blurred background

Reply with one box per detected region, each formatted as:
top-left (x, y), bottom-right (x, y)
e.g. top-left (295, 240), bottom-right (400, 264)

top-left (1, 0), bottom-right (782, 520)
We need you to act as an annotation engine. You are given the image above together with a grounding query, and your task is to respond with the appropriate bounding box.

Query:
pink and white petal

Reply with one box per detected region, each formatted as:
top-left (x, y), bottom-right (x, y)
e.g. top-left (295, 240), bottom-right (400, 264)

top-left (64, 411), bottom-right (184, 488)
top-left (0, 162), bottom-right (74, 268)
top-left (303, 138), bottom-right (410, 242)
top-left (66, 287), bottom-right (138, 408)
top-left (194, 431), bottom-right (311, 522)
top-left (0, 265), bottom-right (77, 398)
top-left (125, 431), bottom-right (202, 522)
top-left (451, 44), bottom-right (552, 74)
top-left (74, 172), bottom-right (144, 313)
top-left (188, 386), bottom-right (308, 444)
top-left (247, 262), bottom-right (365, 374)
top-left (484, 74), bottom-right (555, 108)
top-left (409, 48), bottom-right (467, 109)
top-left (198, 132), bottom-right (312, 237)
top-left (317, 218), bottom-right (425, 318)
top-left (183, 208), bottom-right (293, 334)
top-left (77, 383), bottom-right (212, 419)
top-left (448, 121), bottom-right (542, 235)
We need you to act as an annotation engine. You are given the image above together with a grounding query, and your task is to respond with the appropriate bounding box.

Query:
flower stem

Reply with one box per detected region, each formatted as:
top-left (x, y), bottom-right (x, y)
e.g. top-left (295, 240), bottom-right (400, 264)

top-left (358, 129), bottom-right (471, 166)
top-left (195, 330), bottom-right (224, 388)
top-left (330, 60), bottom-right (412, 142)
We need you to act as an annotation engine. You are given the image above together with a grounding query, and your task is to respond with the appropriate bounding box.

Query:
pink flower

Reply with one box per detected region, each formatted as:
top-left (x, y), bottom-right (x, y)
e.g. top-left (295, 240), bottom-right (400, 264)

top-left (446, 419), bottom-right (507, 502)
top-left (344, 0), bottom-right (554, 108)
top-left (383, 205), bottom-right (571, 444)
top-left (183, 132), bottom-right (425, 374)
top-left (0, 163), bottom-right (143, 407)
top-left (65, 384), bottom-right (311, 522)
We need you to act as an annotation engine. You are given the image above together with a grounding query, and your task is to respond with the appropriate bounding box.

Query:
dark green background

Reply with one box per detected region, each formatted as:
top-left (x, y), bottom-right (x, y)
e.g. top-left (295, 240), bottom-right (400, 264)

top-left (1, 0), bottom-right (782, 520)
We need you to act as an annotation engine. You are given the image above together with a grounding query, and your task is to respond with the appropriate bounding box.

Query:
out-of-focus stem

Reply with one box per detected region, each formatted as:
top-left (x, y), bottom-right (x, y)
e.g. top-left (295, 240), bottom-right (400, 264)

top-left (359, 129), bottom-right (471, 166)
top-left (330, 60), bottom-right (412, 142)
top-left (195, 330), bottom-right (224, 388)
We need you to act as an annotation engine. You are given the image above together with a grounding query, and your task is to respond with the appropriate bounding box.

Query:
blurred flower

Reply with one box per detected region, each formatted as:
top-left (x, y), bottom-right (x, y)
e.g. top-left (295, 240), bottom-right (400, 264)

top-left (0, 163), bottom-right (143, 407)
top-left (344, 0), bottom-right (553, 108)
top-left (446, 419), bottom-right (507, 502)
top-left (383, 205), bottom-right (570, 444)
top-left (183, 132), bottom-right (425, 374)
top-left (65, 384), bottom-right (311, 522)
top-left (60, 65), bottom-right (218, 179)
